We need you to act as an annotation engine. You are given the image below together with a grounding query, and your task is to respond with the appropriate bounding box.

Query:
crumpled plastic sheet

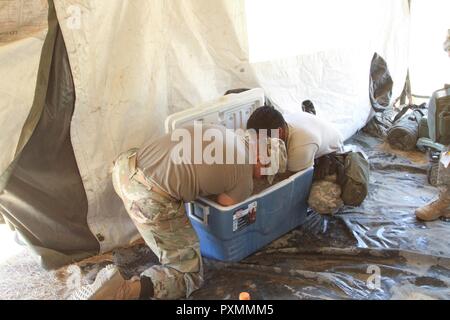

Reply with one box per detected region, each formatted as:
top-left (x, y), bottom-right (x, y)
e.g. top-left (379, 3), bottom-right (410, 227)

top-left (193, 133), bottom-right (450, 300)
top-left (83, 133), bottom-right (450, 300)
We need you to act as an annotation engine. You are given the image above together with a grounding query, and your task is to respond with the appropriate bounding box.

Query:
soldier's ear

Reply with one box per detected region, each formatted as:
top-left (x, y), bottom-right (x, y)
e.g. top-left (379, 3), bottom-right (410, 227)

top-left (279, 127), bottom-right (288, 141)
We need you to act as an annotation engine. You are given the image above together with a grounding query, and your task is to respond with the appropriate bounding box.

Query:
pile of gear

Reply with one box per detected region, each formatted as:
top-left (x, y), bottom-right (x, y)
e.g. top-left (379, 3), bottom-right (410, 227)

top-left (308, 147), bottom-right (370, 215)
top-left (362, 41), bottom-right (450, 223)
top-left (363, 52), bottom-right (450, 187)
top-left (307, 50), bottom-right (450, 215)
top-left (296, 98), bottom-right (371, 215)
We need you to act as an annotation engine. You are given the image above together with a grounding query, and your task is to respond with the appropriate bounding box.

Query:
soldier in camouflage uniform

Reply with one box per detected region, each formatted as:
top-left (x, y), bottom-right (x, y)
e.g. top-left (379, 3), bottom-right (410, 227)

top-left (71, 124), bottom-right (287, 300)
top-left (112, 148), bottom-right (204, 299)
top-left (416, 30), bottom-right (450, 221)
top-left (416, 150), bottom-right (450, 221)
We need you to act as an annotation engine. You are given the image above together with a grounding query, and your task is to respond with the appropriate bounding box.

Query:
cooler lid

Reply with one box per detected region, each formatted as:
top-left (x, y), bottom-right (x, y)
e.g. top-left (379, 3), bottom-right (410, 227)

top-left (165, 88), bottom-right (265, 133)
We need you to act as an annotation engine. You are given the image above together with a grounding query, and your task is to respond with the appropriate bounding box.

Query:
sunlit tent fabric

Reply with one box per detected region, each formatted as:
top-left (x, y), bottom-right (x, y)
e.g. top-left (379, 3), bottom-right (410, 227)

top-left (0, 0), bottom-right (410, 268)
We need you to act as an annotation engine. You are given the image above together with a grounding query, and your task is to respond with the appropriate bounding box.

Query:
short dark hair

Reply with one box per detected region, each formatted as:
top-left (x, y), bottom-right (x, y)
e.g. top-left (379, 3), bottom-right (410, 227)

top-left (246, 106), bottom-right (287, 137)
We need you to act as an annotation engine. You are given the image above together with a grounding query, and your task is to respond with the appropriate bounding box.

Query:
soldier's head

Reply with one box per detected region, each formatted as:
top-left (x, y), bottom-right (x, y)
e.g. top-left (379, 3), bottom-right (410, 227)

top-left (243, 132), bottom-right (287, 183)
top-left (246, 106), bottom-right (289, 144)
top-left (224, 89), bottom-right (289, 143)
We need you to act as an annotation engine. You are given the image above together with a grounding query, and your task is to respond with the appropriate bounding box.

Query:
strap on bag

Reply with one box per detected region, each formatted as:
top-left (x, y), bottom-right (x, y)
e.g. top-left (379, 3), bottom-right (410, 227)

top-left (392, 104), bottom-right (426, 125)
top-left (313, 152), bottom-right (346, 183)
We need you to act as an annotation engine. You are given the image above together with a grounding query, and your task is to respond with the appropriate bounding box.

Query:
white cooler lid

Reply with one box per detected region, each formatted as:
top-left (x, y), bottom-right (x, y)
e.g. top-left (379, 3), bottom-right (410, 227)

top-left (165, 88), bottom-right (265, 133)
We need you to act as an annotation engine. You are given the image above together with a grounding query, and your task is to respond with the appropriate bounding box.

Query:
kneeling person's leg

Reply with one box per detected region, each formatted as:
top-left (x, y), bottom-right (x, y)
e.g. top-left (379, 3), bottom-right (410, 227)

top-left (131, 196), bottom-right (203, 300)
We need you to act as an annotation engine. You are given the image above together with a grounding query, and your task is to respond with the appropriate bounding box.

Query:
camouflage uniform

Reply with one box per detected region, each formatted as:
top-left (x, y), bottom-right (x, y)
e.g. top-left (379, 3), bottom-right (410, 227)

top-left (437, 148), bottom-right (450, 192)
top-left (308, 175), bottom-right (344, 215)
top-left (434, 31), bottom-right (450, 190)
top-left (112, 149), bottom-right (203, 300)
top-left (415, 33), bottom-right (450, 221)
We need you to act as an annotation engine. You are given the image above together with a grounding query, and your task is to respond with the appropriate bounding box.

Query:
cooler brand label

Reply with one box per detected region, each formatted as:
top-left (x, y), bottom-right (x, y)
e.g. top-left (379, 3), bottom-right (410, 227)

top-left (233, 201), bottom-right (257, 232)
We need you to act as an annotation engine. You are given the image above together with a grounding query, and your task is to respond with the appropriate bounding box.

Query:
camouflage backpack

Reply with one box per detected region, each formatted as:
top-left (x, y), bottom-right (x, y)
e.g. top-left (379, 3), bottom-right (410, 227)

top-left (314, 150), bottom-right (370, 207)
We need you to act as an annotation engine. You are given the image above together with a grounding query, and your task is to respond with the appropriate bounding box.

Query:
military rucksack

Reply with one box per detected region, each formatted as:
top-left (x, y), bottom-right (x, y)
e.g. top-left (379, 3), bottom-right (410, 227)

top-left (339, 151), bottom-right (370, 206)
top-left (386, 104), bottom-right (426, 151)
top-left (314, 149), bottom-right (370, 207)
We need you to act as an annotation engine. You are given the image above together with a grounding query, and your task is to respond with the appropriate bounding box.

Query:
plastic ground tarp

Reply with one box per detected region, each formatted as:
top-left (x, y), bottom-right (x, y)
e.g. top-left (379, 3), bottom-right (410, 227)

top-left (0, 131), bottom-right (449, 300)
top-left (83, 132), bottom-right (448, 300)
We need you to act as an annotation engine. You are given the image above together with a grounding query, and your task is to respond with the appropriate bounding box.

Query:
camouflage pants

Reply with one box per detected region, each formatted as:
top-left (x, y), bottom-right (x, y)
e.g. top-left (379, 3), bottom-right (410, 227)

top-left (112, 149), bottom-right (203, 299)
top-left (438, 148), bottom-right (450, 194)
top-left (308, 175), bottom-right (344, 215)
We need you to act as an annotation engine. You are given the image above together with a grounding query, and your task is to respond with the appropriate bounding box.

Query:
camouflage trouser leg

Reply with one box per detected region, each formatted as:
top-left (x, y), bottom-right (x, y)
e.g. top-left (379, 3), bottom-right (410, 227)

top-left (112, 149), bottom-right (204, 300)
top-left (437, 148), bottom-right (450, 195)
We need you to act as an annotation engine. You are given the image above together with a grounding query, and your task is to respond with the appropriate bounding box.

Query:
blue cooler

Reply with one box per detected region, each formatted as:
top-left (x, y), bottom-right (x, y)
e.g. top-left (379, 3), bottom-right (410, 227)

top-left (165, 89), bottom-right (314, 262)
top-left (186, 168), bottom-right (313, 261)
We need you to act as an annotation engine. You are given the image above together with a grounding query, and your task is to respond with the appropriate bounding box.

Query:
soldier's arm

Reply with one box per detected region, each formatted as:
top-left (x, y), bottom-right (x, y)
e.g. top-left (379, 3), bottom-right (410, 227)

top-left (217, 193), bottom-right (239, 207)
top-left (217, 168), bottom-right (254, 206)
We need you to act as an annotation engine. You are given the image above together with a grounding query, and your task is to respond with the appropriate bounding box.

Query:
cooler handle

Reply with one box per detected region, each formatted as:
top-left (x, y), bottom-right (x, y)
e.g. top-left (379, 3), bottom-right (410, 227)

top-left (187, 202), bottom-right (210, 226)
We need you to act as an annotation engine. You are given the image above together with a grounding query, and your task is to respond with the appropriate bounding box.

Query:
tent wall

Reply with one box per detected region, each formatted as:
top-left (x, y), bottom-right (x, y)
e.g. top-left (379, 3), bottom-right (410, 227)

top-left (0, 0), bottom-right (48, 178)
top-left (409, 0), bottom-right (450, 96)
top-left (1, 0), bottom-right (411, 261)
top-left (249, 0), bottom-right (410, 139)
top-left (0, 22), bottom-right (98, 268)
top-left (53, 0), bottom-right (259, 253)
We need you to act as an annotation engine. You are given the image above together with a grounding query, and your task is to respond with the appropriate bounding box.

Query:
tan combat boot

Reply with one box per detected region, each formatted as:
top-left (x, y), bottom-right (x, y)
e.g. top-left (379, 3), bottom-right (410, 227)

top-left (69, 265), bottom-right (141, 300)
top-left (415, 192), bottom-right (450, 221)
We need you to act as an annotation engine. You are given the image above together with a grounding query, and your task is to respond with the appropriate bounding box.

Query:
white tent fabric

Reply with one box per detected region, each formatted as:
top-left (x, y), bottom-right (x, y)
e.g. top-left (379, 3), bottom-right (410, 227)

top-left (409, 0), bottom-right (450, 96)
top-left (0, 0), bottom-right (48, 178)
top-left (0, 35), bottom-right (46, 174)
top-left (2, 0), bottom-right (410, 253)
top-left (249, 0), bottom-right (410, 138)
